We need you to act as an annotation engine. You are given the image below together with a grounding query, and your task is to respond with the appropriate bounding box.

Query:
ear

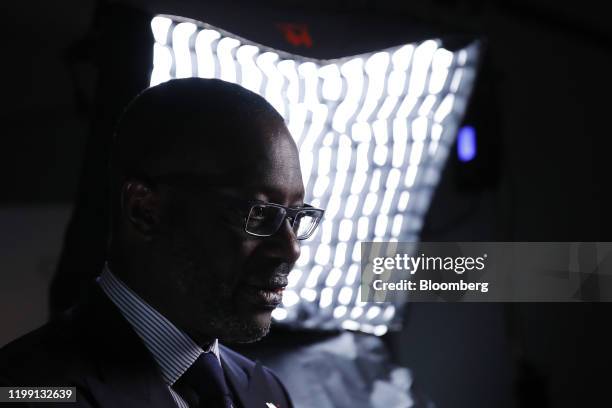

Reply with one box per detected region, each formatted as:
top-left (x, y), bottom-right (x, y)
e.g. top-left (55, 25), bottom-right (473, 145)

top-left (121, 179), bottom-right (162, 236)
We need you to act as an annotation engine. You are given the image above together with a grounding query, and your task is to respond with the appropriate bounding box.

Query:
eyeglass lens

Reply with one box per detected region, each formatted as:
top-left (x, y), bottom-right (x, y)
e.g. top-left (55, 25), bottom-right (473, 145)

top-left (293, 210), bottom-right (321, 239)
top-left (246, 205), bottom-right (287, 236)
top-left (246, 205), bottom-right (321, 239)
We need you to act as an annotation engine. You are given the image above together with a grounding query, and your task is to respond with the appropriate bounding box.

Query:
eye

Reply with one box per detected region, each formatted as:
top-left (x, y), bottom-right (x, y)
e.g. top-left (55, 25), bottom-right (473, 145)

top-left (250, 205), bottom-right (266, 220)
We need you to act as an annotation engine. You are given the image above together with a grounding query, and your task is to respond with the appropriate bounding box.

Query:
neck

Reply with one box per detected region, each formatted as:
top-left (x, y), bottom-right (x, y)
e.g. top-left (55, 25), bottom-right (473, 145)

top-left (107, 240), bottom-right (218, 348)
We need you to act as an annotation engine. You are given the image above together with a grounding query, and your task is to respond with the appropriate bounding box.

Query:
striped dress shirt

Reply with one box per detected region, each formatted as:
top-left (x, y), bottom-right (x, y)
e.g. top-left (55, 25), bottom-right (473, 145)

top-left (97, 264), bottom-right (221, 408)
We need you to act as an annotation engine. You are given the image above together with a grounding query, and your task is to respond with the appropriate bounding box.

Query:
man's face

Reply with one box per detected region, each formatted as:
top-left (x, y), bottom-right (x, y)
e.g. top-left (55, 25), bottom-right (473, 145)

top-left (151, 121), bottom-right (304, 344)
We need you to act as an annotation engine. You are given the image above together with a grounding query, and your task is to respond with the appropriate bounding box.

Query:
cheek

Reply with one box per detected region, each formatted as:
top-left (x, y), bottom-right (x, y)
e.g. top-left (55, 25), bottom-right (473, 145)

top-left (238, 240), bottom-right (260, 265)
top-left (217, 239), bottom-right (265, 291)
top-left (177, 203), bottom-right (263, 283)
top-left (192, 220), bottom-right (259, 284)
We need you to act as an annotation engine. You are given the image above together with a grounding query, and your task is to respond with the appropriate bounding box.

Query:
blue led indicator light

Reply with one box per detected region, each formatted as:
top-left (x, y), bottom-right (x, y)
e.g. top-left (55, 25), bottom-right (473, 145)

top-left (457, 125), bottom-right (477, 162)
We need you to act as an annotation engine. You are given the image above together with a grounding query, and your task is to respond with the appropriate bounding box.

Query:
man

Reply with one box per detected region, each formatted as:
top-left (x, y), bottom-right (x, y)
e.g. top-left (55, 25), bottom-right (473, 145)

top-left (0, 78), bottom-right (324, 407)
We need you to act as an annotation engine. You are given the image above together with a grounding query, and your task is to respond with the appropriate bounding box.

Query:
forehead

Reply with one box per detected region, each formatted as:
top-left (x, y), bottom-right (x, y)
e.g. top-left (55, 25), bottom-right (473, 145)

top-left (239, 131), bottom-right (305, 203)
top-left (185, 119), bottom-right (305, 203)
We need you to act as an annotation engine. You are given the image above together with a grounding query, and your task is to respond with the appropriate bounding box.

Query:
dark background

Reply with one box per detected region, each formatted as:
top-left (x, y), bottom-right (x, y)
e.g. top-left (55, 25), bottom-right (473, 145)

top-left (1, 1), bottom-right (611, 407)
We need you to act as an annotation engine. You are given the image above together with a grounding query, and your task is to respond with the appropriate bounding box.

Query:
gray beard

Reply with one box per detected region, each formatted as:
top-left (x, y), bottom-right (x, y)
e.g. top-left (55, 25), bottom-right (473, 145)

top-left (198, 277), bottom-right (271, 344)
top-left (154, 220), bottom-right (271, 343)
top-left (158, 233), bottom-right (272, 344)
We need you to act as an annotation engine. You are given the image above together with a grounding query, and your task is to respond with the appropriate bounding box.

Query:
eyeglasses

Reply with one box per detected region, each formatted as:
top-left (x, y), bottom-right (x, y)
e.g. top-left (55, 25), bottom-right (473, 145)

top-left (232, 198), bottom-right (324, 240)
top-left (145, 174), bottom-right (325, 240)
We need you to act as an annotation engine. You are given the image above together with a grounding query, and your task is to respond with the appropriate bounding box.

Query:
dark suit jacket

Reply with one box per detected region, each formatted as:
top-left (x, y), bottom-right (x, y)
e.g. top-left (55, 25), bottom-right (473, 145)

top-left (0, 283), bottom-right (293, 408)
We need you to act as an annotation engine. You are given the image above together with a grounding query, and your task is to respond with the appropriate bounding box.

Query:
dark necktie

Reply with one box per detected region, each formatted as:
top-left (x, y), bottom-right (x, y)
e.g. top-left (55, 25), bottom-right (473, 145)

top-left (173, 352), bottom-right (234, 408)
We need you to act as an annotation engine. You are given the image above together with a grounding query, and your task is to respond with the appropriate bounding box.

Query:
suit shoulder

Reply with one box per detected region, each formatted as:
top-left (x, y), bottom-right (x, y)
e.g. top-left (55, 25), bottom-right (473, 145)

top-left (0, 318), bottom-right (71, 365)
top-left (0, 311), bottom-right (89, 384)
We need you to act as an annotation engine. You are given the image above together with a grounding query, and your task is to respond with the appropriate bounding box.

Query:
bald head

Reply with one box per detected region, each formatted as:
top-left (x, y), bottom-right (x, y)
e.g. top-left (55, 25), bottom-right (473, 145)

top-left (111, 78), bottom-right (293, 185)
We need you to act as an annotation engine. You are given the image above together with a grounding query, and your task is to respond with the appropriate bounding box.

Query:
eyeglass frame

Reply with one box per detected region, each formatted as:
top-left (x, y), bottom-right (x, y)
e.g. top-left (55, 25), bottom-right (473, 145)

top-left (229, 198), bottom-right (325, 240)
top-left (138, 173), bottom-right (325, 240)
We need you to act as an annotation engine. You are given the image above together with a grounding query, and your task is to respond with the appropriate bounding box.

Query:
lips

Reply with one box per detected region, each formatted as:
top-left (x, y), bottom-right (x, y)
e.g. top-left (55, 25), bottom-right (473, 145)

top-left (238, 283), bottom-right (286, 309)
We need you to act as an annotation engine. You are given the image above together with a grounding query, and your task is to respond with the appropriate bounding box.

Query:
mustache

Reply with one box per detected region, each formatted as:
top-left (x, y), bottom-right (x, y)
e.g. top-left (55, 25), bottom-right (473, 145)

top-left (271, 263), bottom-right (293, 276)
top-left (243, 262), bottom-right (293, 287)
top-left (268, 274), bottom-right (289, 287)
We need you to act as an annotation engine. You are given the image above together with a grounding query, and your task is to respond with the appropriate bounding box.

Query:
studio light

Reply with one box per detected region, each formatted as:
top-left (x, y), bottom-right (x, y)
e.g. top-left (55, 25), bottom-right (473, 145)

top-left (150, 15), bottom-right (481, 334)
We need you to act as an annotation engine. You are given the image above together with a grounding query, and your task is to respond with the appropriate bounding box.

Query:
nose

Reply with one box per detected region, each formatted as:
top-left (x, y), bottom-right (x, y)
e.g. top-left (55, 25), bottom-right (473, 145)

top-left (262, 218), bottom-right (301, 264)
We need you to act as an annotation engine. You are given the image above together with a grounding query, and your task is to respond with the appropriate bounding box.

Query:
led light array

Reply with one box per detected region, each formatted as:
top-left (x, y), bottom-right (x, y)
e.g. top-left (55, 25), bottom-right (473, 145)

top-left (150, 15), bottom-right (480, 335)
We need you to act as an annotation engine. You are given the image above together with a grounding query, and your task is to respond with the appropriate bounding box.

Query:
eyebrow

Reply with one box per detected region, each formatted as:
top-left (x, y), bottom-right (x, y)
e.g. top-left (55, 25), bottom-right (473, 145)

top-left (249, 183), bottom-right (304, 202)
top-left (247, 196), bottom-right (306, 208)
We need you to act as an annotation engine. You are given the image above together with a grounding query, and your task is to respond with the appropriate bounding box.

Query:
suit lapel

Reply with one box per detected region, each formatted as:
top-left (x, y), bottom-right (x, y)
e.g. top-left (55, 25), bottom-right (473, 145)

top-left (221, 351), bottom-right (256, 408)
top-left (74, 283), bottom-right (177, 408)
top-left (221, 349), bottom-right (281, 408)
top-left (248, 361), bottom-right (277, 408)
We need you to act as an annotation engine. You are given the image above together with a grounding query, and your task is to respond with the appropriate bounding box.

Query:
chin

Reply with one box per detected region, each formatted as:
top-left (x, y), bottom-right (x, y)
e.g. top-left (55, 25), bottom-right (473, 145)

top-left (232, 309), bottom-right (273, 343)
top-left (221, 325), bottom-right (270, 344)
top-left (207, 309), bottom-right (273, 344)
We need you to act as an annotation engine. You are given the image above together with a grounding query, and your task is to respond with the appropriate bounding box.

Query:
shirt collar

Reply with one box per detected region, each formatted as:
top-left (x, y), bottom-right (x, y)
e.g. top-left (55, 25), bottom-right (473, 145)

top-left (97, 263), bottom-right (220, 386)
